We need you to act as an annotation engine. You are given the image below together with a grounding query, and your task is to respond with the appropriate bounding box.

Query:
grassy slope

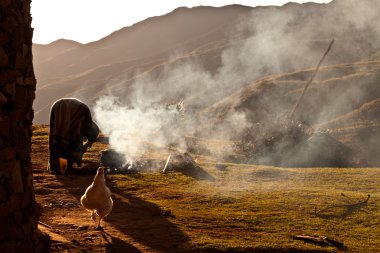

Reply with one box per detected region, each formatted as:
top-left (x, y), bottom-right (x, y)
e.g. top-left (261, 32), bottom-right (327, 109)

top-left (32, 125), bottom-right (380, 252)
top-left (110, 168), bottom-right (380, 252)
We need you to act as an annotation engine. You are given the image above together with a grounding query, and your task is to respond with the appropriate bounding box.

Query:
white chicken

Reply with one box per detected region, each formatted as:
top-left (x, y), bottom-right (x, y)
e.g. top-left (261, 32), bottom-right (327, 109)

top-left (80, 167), bottom-right (113, 230)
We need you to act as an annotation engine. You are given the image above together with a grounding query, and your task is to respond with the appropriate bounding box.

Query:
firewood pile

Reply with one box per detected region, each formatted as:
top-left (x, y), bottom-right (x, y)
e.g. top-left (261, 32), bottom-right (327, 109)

top-left (235, 119), bottom-right (358, 167)
top-left (235, 120), bottom-right (311, 164)
top-left (237, 120), bottom-right (312, 155)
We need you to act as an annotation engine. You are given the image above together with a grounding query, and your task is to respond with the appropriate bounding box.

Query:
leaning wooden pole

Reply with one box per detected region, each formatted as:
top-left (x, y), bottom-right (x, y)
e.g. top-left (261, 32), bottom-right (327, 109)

top-left (288, 39), bottom-right (335, 121)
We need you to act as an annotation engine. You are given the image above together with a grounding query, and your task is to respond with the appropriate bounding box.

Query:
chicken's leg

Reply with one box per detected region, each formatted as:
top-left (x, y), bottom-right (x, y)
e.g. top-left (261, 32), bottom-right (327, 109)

top-left (95, 218), bottom-right (103, 231)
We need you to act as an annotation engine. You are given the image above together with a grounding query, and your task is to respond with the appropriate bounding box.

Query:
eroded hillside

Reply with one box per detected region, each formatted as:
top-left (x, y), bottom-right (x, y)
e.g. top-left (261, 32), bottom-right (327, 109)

top-left (33, 0), bottom-right (380, 124)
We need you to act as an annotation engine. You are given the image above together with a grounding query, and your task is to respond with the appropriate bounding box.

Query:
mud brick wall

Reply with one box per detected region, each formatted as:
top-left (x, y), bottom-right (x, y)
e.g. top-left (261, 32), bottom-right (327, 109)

top-left (0, 0), bottom-right (48, 252)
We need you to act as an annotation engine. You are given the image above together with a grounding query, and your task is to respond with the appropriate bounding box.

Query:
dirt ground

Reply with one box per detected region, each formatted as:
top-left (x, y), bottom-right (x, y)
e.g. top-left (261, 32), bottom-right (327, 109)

top-left (32, 144), bottom-right (192, 253)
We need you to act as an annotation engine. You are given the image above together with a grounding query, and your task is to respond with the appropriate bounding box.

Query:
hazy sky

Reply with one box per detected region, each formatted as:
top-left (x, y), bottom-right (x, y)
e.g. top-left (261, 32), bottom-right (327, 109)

top-left (31, 0), bottom-right (332, 44)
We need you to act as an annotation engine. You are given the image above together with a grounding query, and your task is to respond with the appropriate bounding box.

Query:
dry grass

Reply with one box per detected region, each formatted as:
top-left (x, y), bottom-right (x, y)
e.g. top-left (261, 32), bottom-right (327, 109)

top-left (32, 125), bottom-right (380, 252)
top-left (110, 165), bottom-right (380, 252)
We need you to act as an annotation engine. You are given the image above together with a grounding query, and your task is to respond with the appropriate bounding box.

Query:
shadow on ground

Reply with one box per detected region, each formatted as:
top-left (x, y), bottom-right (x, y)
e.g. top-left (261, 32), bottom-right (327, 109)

top-left (100, 231), bottom-right (141, 253)
top-left (106, 180), bottom-right (191, 252)
top-left (54, 171), bottom-right (191, 252)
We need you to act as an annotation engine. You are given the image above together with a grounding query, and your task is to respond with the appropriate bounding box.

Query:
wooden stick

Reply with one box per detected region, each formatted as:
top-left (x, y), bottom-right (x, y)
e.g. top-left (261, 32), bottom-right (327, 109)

top-left (288, 39), bottom-right (335, 120)
top-left (293, 235), bottom-right (344, 248)
top-left (38, 221), bottom-right (63, 233)
top-left (315, 194), bottom-right (370, 215)
top-left (162, 154), bottom-right (172, 173)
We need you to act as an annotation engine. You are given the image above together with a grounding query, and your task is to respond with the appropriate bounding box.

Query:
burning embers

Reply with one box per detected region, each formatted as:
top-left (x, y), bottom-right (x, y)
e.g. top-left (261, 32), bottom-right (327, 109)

top-left (100, 148), bottom-right (163, 173)
top-left (100, 148), bottom-right (213, 180)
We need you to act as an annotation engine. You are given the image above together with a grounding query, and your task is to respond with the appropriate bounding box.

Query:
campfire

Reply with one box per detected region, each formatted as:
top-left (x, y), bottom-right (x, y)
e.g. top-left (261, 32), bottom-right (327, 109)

top-left (100, 148), bottom-right (213, 180)
top-left (100, 148), bottom-right (164, 173)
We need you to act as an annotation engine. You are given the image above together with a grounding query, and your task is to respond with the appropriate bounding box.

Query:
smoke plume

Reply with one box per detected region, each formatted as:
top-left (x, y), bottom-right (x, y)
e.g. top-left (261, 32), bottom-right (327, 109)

top-left (93, 0), bottom-right (380, 165)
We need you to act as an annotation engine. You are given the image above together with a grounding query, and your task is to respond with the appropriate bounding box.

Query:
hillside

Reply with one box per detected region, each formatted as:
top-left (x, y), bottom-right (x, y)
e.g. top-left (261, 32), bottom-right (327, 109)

top-left (33, 39), bottom-right (82, 64)
top-left (33, 0), bottom-right (380, 124)
top-left (32, 4), bottom-right (252, 123)
top-left (200, 59), bottom-right (380, 166)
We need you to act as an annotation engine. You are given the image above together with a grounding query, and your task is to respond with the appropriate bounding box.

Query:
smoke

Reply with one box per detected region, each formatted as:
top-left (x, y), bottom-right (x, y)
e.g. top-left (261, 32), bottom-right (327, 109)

top-left (94, 96), bottom-right (186, 161)
top-left (93, 0), bottom-right (380, 166)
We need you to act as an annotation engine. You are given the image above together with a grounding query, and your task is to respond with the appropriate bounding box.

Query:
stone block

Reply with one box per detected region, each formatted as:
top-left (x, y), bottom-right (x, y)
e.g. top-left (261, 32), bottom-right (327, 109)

top-left (15, 76), bottom-right (24, 84)
top-left (11, 161), bottom-right (24, 193)
top-left (0, 0), bottom-right (11, 8)
top-left (0, 116), bottom-right (11, 136)
top-left (15, 87), bottom-right (29, 100)
top-left (0, 201), bottom-right (10, 218)
top-left (0, 32), bottom-right (11, 45)
top-left (21, 218), bottom-right (33, 235)
top-left (0, 160), bottom-right (13, 174)
top-left (0, 221), bottom-right (5, 240)
top-left (0, 184), bottom-right (8, 202)
top-left (32, 228), bottom-right (41, 244)
top-left (24, 111), bottom-right (34, 124)
top-left (13, 211), bottom-right (23, 225)
top-left (22, 44), bottom-right (28, 56)
top-left (0, 47), bottom-right (9, 67)
top-left (0, 70), bottom-right (19, 84)
top-left (3, 82), bottom-right (16, 97)
top-left (0, 147), bottom-right (16, 161)
top-left (0, 241), bottom-right (18, 253)
top-left (17, 147), bottom-right (30, 161)
top-left (17, 100), bottom-right (30, 113)
top-left (3, 16), bottom-right (18, 33)
top-left (20, 190), bottom-right (31, 208)
top-left (9, 108), bottom-right (22, 121)
top-left (23, 77), bottom-right (35, 86)
top-left (5, 222), bottom-right (25, 240)
top-left (0, 91), bottom-right (7, 105)
top-left (15, 52), bottom-right (26, 69)
top-left (8, 194), bottom-right (22, 213)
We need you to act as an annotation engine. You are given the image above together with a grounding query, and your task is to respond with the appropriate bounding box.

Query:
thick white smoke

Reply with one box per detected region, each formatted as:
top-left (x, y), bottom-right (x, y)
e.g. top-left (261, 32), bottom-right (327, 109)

top-left (92, 0), bottom-right (380, 165)
top-left (94, 96), bottom-right (185, 161)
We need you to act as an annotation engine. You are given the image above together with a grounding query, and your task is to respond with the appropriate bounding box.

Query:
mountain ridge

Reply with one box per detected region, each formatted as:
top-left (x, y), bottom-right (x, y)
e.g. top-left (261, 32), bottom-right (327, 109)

top-left (32, 0), bottom-right (380, 165)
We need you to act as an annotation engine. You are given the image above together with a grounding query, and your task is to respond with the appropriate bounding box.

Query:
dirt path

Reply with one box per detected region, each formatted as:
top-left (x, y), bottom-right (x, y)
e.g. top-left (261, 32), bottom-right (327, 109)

top-left (32, 144), bottom-right (190, 253)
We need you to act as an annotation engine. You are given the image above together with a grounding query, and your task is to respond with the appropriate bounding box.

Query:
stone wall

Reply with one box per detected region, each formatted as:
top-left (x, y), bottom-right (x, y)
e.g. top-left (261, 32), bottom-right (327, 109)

top-left (0, 0), bottom-right (48, 252)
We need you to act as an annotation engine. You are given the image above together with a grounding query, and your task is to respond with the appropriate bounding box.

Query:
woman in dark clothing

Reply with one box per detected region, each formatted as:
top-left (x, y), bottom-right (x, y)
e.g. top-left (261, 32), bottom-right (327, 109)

top-left (48, 98), bottom-right (99, 174)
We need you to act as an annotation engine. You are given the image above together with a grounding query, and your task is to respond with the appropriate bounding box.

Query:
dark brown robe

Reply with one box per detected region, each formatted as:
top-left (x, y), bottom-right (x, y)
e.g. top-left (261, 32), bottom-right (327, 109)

top-left (49, 98), bottom-right (99, 173)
